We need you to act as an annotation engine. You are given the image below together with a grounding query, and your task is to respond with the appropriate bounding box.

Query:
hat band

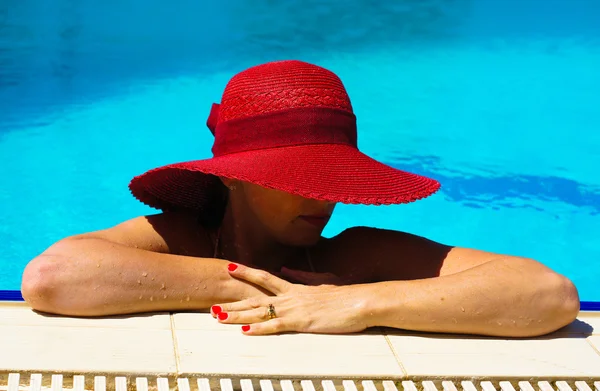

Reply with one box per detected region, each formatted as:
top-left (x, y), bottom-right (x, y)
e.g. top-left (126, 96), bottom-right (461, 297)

top-left (210, 106), bottom-right (358, 157)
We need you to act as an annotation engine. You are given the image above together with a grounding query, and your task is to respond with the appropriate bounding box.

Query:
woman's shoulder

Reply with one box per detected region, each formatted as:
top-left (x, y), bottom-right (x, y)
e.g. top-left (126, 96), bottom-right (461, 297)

top-left (68, 210), bottom-right (211, 256)
top-left (327, 226), bottom-right (446, 250)
top-left (315, 226), bottom-right (451, 282)
top-left (325, 226), bottom-right (410, 247)
top-left (127, 210), bottom-right (214, 257)
top-left (311, 227), bottom-right (386, 281)
top-left (161, 210), bottom-right (216, 257)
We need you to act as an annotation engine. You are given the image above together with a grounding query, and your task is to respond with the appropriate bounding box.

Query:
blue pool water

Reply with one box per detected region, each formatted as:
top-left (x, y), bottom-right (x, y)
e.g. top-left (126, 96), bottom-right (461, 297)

top-left (1, 1), bottom-right (599, 302)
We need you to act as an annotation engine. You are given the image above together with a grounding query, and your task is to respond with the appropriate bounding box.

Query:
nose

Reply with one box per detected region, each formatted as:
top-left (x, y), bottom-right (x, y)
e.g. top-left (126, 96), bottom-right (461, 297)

top-left (317, 200), bottom-right (336, 214)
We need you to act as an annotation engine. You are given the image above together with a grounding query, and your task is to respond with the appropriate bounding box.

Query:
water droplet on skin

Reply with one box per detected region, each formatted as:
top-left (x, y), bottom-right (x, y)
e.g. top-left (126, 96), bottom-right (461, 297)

top-left (194, 286), bottom-right (199, 290)
top-left (150, 296), bottom-right (154, 301)
top-left (186, 296), bottom-right (190, 301)
top-left (96, 263), bottom-right (100, 268)
top-left (460, 307), bottom-right (465, 312)
top-left (142, 272), bottom-right (148, 277)
top-left (139, 295), bottom-right (143, 300)
top-left (137, 280), bottom-right (141, 285)
top-left (151, 277), bottom-right (155, 281)
top-left (160, 283), bottom-right (166, 290)
top-left (163, 294), bottom-right (167, 299)
top-left (203, 285), bottom-right (207, 290)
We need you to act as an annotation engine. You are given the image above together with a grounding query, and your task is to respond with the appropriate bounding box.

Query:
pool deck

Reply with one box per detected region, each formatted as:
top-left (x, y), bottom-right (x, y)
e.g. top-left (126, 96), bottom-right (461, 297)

top-left (1, 301), bottom-right (599, 386)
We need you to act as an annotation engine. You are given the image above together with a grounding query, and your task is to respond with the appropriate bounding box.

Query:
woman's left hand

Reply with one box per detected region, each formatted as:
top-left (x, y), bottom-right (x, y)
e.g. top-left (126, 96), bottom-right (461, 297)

top-left (211, 263), bottom-right (374, 335)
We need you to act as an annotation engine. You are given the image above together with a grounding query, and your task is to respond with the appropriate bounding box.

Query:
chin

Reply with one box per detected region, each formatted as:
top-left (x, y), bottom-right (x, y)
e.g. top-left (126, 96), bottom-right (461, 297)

top-left (281, 231), bottom-right (322, 247)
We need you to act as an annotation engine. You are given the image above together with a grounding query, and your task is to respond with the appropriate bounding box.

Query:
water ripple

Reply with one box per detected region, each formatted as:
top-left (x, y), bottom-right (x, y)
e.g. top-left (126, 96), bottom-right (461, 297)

top-left (389, 156), bottom-right (600, 214)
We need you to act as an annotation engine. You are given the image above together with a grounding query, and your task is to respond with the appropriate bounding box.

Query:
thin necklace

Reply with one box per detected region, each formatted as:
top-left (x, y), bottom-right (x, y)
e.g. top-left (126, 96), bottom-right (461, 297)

top-left (213, 225), bottom-right (221, 259)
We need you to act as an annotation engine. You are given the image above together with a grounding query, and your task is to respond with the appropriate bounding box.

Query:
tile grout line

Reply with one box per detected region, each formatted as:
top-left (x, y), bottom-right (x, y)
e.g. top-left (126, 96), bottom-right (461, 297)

top-left (585, 336), bottom-right (600, 357)
top-left (169, 313), bottom-right (181, 375)
top-left (381, 331), bottom-right (408, 379)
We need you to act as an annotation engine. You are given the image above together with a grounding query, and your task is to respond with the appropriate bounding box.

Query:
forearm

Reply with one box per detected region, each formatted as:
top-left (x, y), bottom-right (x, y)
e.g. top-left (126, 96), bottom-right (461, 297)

top-left (21, 238), bottom-right (265, 316)
top-left (364, 258), bottom-right (579, 337)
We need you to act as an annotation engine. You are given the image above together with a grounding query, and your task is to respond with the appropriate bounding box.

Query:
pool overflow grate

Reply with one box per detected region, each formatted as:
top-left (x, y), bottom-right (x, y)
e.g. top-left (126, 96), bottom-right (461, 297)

top-left (0, 375), bottom-right (599, 391)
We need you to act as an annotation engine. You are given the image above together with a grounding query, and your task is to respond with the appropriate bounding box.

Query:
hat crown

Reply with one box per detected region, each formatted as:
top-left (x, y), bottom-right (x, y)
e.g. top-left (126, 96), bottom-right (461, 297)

top-left (217, 60), bottom-right (353, 124)
top-left (128, 60), bottom-right (440, 213)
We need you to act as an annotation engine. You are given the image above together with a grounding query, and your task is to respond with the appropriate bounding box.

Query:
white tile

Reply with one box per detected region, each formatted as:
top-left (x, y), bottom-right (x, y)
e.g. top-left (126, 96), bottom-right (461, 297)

top-left (0, 304), bottom-right (171, 329)
top-left (175, 329), bottom-right (403, 377)
top-left (387, 333), bottom-right (600, 377)
top-left (173, 312), bottom-right (402, 377)
top-left (172, 311), bottom-right (231, 331)
top-left (0, 325), bottom-right (177, 374)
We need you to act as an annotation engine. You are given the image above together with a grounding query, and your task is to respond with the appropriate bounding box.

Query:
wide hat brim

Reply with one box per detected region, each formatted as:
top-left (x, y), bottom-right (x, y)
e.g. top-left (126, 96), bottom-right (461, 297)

top-left (128, 143), bottom-right (440, 212)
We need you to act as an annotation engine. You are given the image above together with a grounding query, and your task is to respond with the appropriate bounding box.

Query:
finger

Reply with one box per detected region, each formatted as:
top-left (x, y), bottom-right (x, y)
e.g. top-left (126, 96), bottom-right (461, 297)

top-left (228, 263), bottom-right (290, 294)
top-left (241, 318), bottom-right (288, 335)
top-left (216, 307), bottom-right (270, 324)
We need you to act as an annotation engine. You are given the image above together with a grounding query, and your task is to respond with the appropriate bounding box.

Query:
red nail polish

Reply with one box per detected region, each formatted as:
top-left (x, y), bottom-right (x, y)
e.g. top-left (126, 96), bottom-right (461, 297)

top-left (228, 263), bottom-right (238, 272)
top-left (242, 325), bottom-right (250, 332)
top-left (211, 305), bottom-right (222, 314)
top-left (217, 312), bottom-right (228, 321)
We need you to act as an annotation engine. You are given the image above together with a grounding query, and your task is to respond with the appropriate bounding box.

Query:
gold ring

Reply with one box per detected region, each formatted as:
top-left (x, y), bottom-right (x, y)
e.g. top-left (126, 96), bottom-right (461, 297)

top-left (266, 304), bottom-right (277, 319)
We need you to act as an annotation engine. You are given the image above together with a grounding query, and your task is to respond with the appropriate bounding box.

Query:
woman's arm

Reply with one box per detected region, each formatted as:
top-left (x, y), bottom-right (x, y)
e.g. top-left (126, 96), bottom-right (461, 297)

top-left (362, 256), bottom-right (579, 337)
top-left (22, 238), bottom-right (268, 316)
top-left (21, 213), bottom-right (268, 317)
top-left (327, 227), bottom-right (580, 336)
top-left (211, 228), bottom-right (579, 337)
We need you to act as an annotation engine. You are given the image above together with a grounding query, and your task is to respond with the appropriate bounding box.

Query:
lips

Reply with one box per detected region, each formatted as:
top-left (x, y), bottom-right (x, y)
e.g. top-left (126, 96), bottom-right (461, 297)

top-left (299, 215), bottom-right (330, 228)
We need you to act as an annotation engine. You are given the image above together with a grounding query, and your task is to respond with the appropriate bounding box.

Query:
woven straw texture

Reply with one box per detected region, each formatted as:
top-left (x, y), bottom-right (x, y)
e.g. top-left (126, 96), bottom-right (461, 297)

top-left (129, 60), bottom-right (440, 212)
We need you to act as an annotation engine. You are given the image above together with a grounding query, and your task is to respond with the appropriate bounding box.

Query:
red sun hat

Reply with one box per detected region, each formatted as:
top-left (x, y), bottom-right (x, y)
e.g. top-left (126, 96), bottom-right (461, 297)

top-left (129, 60), bottom-right (440, 212)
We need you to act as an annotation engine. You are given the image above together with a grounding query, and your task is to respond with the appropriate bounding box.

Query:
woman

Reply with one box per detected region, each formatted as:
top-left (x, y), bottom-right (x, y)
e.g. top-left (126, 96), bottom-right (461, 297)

top-left (21, 60), bottom-right (579, 337)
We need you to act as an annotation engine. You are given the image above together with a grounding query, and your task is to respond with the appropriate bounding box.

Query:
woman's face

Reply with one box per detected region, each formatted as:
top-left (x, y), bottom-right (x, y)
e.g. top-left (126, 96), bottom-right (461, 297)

top-left (229, 180), bottom-right (336, 246)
